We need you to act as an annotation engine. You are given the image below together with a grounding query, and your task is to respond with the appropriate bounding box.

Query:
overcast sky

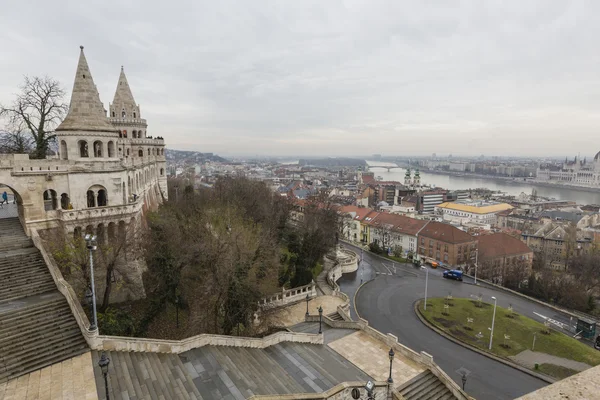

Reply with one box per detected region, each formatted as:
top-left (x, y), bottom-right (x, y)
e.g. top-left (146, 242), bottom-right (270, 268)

top-left (1, 1), bottom-right (599, 157)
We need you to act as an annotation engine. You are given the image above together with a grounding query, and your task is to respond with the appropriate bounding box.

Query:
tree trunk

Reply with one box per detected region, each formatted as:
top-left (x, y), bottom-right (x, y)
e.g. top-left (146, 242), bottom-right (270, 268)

top-left (100, 266), bottom-right (113, 313)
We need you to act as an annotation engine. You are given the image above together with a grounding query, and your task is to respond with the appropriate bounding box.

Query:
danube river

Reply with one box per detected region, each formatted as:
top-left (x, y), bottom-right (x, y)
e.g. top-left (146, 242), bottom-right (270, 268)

top-left (366, 161), bottom-right (600, 205)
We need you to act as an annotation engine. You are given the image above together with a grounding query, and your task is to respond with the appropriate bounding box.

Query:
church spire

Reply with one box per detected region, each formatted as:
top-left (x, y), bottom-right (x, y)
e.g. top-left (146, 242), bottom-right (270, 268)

top-left (56, 46), bottom-right (115, 132)
top-left (110, 66), bottom-right (140, 119)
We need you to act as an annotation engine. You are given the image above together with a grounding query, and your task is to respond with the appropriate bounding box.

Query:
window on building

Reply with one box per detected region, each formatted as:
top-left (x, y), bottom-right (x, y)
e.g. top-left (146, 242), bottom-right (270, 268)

top-left (93, 141), bottom-right (103, 157)
top-left (444, 253), bottom-right (448, 262)
top-left (444, 244), bottom-right (448, 252)
top-left (79, 141), bottom-right (88, 157)
top-left (122, 111), bottom-right (126, 118)
top-left (421, 238), bottom-right (424, 245)
top-left (436, 251), bottom-right (440, 260)
top-left (429, 249), bottom-right (433, 257)
top-left (436, 243), bottom-right (441, 250)
top-left (138, 149), bottom-right (143, 157)
top-left (107, 141), bottom-right (115, 158)
top-left (43, 189), bottom-right (58, 211)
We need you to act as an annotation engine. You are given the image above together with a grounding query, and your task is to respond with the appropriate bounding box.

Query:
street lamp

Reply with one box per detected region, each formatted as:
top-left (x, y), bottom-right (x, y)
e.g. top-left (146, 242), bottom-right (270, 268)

top-left (365, 380), bottom-right (375, 400)
top-left (85, 287), bottom-right (96, 331)
top-left (98, 351), bottom-right (111, 400)
top-left (84, 234), bottom-right (98, 332)
top-left (474, 248), bottom-right (478, 285)
top-left (318, 306), bottom-right (323, 334)
top-left (387, 348), bottom-right (395, 384)
top-left (489, 296), bottom-right (497, 350)
top-left (421, 266), bottom-right (429, 310)
top-left (305, 293), bottom-right (310, 317)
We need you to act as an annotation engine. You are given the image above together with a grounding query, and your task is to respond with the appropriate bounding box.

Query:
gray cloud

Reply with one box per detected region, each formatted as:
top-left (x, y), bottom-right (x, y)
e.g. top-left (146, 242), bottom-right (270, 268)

top-left (1, 0), bottom-right (599, 157)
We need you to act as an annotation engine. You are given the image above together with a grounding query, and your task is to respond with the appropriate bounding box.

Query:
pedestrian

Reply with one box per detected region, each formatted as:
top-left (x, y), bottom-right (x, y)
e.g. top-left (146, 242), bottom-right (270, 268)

top-left (1, 191), bottom-right (7, 208)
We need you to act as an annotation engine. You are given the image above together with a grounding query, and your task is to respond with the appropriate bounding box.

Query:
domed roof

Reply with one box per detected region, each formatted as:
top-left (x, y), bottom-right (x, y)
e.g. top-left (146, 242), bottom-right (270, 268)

top-left (594, 151), bottom-right (600, 161)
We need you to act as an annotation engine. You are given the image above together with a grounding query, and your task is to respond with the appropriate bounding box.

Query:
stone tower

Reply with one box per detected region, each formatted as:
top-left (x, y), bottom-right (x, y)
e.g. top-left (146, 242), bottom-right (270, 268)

top-left (109, 67), bottom-right (147, 143)
top-left (404, 168), bottom-right (412, 186)
top-left (413, 169), bottom-right (421, 187)
top-left (55, 46), bottom-right (119, 161)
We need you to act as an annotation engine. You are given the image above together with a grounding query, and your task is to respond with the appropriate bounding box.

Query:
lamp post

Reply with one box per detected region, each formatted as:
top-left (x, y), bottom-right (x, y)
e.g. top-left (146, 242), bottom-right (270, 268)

top-left (474, 248), bottom-right (478, 285)
top-left (489, 296), bottom-right (497, 350)
top-left (318, 306), bottom-right (323, 334)
top-left (365, 380), bottom-right (374, 400)
top-left (85, 287), bottom-right (96, 330)
top-left (305, 293), bottom-right (310, 317)
top-left (175, 295), bottom-right (179, 329)
top-left (84, 234), bottom-right (98, 331)
top-left (98, 351), bottom-right (111, 400)
top-left (387, 347), bottom-right (395, 384)
top-left (421, 266), bottom-right (429, 310)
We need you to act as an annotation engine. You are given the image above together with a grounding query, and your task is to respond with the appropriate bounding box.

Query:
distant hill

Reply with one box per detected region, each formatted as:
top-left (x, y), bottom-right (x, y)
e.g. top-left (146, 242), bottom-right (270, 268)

top-left (299, 158), bottom-right (367, 167)
top-left (165, 149), bottom-right (228, 163)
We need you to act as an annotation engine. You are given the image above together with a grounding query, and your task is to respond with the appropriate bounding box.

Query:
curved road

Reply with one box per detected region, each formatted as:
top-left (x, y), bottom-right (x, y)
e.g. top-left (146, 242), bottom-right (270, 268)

top-left (336, 243), bottom-right (579, 400)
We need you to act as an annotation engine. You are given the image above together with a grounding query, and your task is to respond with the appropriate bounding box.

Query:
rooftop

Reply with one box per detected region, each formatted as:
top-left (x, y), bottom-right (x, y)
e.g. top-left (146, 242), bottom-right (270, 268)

top-left (478, 232), bottom-right (533, 260)
top-left (419, 221), bottom-right (475, 244)
top-left (436, 200), bottom-right (513, 215)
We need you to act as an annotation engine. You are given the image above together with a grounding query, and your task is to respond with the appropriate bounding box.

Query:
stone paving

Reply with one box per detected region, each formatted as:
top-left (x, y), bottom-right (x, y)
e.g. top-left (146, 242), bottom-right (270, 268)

top-left (328, 331), bottom-right (425, 387)
top-left (516, 363), bottom-right (600, 400)
top-left (265, 295), bottom-right (345, 327)
top-left (510, 349), bottom-right (592, 372)
top-left (0, 352), bottom-right (98, 400)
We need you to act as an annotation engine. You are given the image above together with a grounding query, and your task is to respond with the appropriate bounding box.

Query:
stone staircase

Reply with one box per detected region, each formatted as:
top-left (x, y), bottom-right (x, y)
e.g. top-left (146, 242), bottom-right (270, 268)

top-left (326, 311), bottom-right (344, 321)
top-left (397, 370), bottom-right (457, 400)
top-left (0, 217), bottom-right (88, 383)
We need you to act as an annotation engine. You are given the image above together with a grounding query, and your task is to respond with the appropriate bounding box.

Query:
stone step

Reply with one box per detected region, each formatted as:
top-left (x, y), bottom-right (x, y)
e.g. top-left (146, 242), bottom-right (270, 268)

top-left (0, 282), bottom-right (57, 304)
top-left (0, 341), bottom-right (89, 383)
top-left (0, 260), bottom-right (45, 273)
top-left (0, 300), bottom-right (67, 327)
top-left (0, 308), bottom-right (74, 338)
top-left (0, 253), bottom-right (42, 266)
top-left (0, 296), bottom-right (64, 320)
top-left (1, 326), bottom-right (83, 362)
top-left (0, 270), bottom-right (53, 286)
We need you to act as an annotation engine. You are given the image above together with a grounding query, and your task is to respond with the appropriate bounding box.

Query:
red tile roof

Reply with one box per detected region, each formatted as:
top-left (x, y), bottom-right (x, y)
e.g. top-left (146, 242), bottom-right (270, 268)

top-left (339, 205), bottom-right (373, 221)
top-left (363, 212), bottom-right (428, 236)
top-left (478, 232), bottom-right (533, 260)
top-left (419, 221), bottom-right (475, 244)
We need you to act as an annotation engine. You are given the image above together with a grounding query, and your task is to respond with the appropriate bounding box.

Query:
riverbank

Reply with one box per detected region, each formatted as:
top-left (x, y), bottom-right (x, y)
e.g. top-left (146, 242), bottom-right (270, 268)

top-left (418, 169), bottom-right (600, 195)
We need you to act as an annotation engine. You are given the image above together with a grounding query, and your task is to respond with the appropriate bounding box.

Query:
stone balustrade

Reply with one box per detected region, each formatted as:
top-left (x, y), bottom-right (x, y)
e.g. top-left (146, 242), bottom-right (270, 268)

top-left (56, 201), bottom-right (143, 222)
top-left (247, 381), bottom-right (390, 400)
top-left (259, 281), bottom-right (317, 310)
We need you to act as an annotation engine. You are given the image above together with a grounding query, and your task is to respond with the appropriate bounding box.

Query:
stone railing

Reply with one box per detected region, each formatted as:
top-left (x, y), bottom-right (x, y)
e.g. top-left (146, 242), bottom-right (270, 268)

top-left (259, 281), bottom-right (317, 310)
top-left (56, 201), bottom-right (144, 222)
top-left (96, 330), bottom-right (322, 353)
top-left (247, 381), bottom-right (390, 400)
top-left (304, 314), bottom-right (469, 400)
top-left (31, 229), bottom-right (99, 347)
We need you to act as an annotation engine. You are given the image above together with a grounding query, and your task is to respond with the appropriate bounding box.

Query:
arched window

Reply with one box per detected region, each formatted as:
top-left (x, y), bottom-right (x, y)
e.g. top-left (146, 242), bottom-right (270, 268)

top-left (43, 189), bottom-right (58, 211)
top-left (152, 148), bottom-right (156, 156)
top-left (138, 149), bottom-right (143, 157)
top-left (132, 130), bottom-right (137, 138)
top-left (122, 111), bottom-right (126, 118)
top-left (60, 193), bottom-right (70, 210)
top-left (148, 148), bottom-right (151, 156)
top-left (79, 141), bottom-right (89, 158)
top-left (107, 141), bottom-right (115, 158)
top-left (73, 227), bottom-right (82, 240)
top-left (97, 224), bottom-right (106, 245)
top-left (133, 112), bottom-right (136, 118)
top-left (108, 222), bottom-right (116, 242)
top-left (97, 189), bottom-right (107, 207)
top-left (112, 111), bottom-right (115, 117)
top-left (123, 130), bottom-right (127, 138)
top-left (127, 149), bottom-right (130, 156)
top-left (119, 132), bottom-right (123, 138)
top-left (93, 141), bottom-right (103, 157)
top-left (160, 168), bottom-right (164, 176)
top-left (87, 190), bottom-right (95, 208)
top-left (60, 140), bottom-right (68, 160)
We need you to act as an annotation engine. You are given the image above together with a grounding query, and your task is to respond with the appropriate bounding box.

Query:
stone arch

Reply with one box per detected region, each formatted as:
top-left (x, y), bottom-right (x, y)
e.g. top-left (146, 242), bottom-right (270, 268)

top-left (147, 148), bottom-right (151, 156)
top-left (93, 140), bottom-right (103, 157)
top-left (97, 223), bottom-right (106, 245)
top-left (79, 140), bottom-right (89, 158)
top-left (107, 141), bottom-right (115, 158)
top-left (43, 189), bottom-right (58, 211)
top-left (60, 193), bottom-right (70, 210)
top-left (118, 220), bottom-right (126, 240)
top-left (160, 168), bottom-right (164, 176)
top-left (86, 190), bottom-right (95, 208)
top-left (60, 140), bottom-right (68, 160)
top-left (86, 184), bottom-right (108, 208)
top-left (112, 111), bottom-right (115, 117)
top-left (127, 148), bottom-right (130, 156)
top-left (107, 222), bottom-right (116, 242)
top-left (132, 130), bottom-right (137, 138)
top-left (121, 110), bottom-right (126, 118)
top-left (97, 188), bottom-right (108, 207)
top-left (138, 148), bottom-right (143, 157)
top-left (133, 111), bottom-right (136, 119)
top-left (85, 225), bottom-right (94, 235)
top-left (73, 226), bottom-right (82, 240)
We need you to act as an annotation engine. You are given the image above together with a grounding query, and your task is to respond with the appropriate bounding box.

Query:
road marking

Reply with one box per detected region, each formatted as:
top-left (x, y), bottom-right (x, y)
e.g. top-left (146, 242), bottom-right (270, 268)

top-left (533, 312), bottom-right (572, 331)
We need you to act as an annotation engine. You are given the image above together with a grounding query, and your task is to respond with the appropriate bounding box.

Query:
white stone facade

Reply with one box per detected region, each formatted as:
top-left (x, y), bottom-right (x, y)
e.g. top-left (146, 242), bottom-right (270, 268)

top-left (0, 46), bottom-right (167, 235)
top-left (537, 154), bottom-right (600, 186)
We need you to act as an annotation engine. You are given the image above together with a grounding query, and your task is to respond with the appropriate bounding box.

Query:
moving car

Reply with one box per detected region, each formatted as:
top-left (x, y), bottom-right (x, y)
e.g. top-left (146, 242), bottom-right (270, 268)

top-left (443, 269), bottom-right (463, 281)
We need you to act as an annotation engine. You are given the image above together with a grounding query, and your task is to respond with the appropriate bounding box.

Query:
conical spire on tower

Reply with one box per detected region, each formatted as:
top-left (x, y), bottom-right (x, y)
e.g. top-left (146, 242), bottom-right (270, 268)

top-left (56, 46), bottom-right (115, 132)
top-left (110, 66), bottom-right (140, 120)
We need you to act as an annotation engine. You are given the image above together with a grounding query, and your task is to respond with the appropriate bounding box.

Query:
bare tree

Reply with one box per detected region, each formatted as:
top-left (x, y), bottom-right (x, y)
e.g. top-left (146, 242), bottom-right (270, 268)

top-left (0, 76), bottom-right (68, 159)
top-left (0, 123), bottom-right (33, 154)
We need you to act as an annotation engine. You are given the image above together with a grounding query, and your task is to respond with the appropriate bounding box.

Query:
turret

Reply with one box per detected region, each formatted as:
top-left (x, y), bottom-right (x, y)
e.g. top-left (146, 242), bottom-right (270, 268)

top-left (404, 168), bottom-right (412, 186)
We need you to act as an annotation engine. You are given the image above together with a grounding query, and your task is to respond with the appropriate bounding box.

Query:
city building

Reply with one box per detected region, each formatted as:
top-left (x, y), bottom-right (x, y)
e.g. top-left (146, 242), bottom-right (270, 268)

top-left (363, 212), bottom-right (428, 255)
top-left (477, 233), bottom-right (533, 284)
top-left (537, 154), bottom-right (600, 186)
top-left (0, 46), bottom-right (167, 237)
top-left (417, 221), bottom-right (478, 267)
top-left (435, 200), bottom-right (513, 226)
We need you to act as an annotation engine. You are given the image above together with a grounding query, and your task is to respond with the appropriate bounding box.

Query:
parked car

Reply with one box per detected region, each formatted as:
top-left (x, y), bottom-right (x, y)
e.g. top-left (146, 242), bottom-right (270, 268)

top-left (443, 269), bottom-right (463, 281)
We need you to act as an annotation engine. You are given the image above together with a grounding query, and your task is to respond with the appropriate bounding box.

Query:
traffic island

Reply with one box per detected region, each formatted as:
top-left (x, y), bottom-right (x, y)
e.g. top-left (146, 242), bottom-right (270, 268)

top-left (416, 297), bottom-right (600, 381)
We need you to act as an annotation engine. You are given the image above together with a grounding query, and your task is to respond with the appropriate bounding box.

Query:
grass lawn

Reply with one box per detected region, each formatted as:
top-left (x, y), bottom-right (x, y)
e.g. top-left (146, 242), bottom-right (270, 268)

top-left (537, 364), bottom-right (579, 380)
top-left (382, 254), bottom-right (410, 264)
top-left (418, 297), bottom-right (600, 378)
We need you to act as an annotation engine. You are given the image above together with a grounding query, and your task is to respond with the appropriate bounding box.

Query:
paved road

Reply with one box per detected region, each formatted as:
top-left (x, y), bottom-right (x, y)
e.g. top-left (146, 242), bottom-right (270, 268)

top-left (338, 243), bottom-right (569, 400)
